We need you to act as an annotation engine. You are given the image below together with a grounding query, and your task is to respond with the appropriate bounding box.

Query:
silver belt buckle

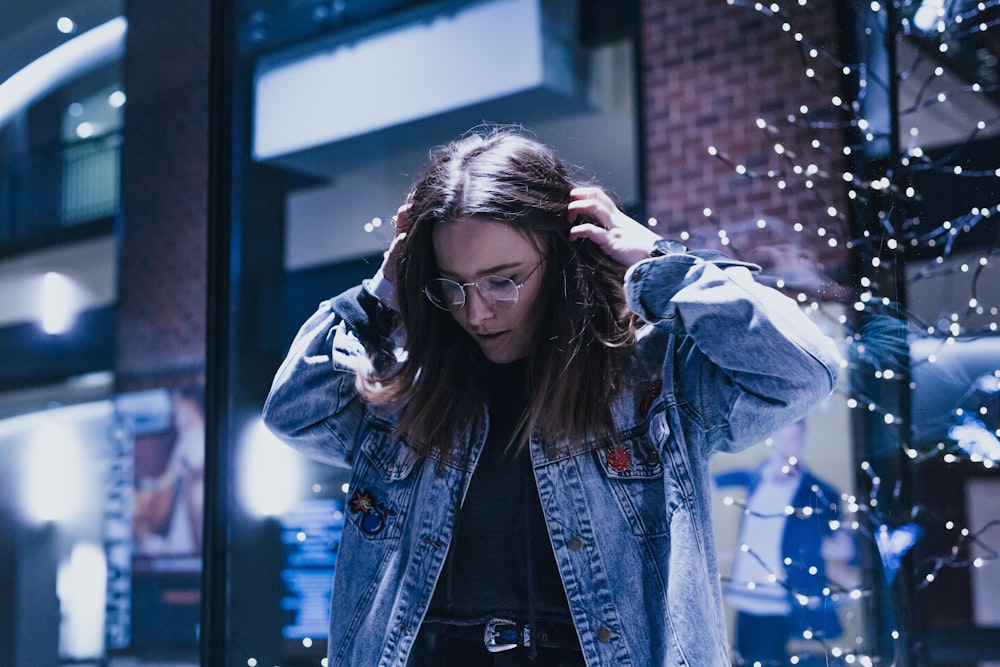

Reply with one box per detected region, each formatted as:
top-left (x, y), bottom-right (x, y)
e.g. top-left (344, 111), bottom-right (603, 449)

top-left (484, 617), bottom-right (519, 653)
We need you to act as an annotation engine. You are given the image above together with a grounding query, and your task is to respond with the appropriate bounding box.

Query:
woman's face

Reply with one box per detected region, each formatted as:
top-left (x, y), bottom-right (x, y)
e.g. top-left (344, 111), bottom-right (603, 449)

top-left (431, 216), bottom-right (546, 364)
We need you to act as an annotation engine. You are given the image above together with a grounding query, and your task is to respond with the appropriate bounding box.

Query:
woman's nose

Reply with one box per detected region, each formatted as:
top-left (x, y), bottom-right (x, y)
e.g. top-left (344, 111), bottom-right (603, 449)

top-left (463, 288), bottom-right (494, 326)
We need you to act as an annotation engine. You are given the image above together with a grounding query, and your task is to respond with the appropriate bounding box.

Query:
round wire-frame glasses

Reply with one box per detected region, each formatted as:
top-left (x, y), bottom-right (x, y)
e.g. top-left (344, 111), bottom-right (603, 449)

top-left (423, 259), bottom-right (545, 312)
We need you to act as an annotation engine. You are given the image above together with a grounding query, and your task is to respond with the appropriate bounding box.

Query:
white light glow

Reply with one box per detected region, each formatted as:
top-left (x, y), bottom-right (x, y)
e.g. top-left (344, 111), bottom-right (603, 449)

top-left (239, 419), bottom-right (304, 517)
top-left (22, 421), bottom-right (88, 523)
top-left (0, 17), bottom-right (127, 129)
top-left (913, 0), bottom-right (945, 31)
top-left (57, 543), bottom-right (107, 658)
top-left (41, 271), bottom-right (84, 334)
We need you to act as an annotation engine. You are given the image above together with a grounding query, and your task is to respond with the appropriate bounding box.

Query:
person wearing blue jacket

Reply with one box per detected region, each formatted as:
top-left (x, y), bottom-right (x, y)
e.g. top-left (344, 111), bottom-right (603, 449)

top-left (715, 418), bottom-right (853, 666)
top-left (262, 127), bottom-right (842, 666)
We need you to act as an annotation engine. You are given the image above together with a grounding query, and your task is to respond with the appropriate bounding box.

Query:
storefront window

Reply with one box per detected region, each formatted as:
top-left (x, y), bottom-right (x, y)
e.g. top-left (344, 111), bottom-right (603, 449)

top-left (221, 1), bottom-right (641, 664)
top-left (214, 1), bottom-right (998, 666)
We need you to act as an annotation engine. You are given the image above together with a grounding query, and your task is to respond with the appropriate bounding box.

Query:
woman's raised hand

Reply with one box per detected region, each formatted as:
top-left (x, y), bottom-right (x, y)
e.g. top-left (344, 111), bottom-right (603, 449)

top-left (567, 187), bottom-right (662, 267)
top-left (381, 196), bottom-right (412, 284)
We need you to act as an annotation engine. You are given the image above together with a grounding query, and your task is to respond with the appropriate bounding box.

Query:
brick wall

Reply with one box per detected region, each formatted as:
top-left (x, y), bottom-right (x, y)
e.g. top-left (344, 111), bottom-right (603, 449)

top-left (641, 0), bottom-right (851, 296)
top-left (116, 0), bottom-right (211, 392)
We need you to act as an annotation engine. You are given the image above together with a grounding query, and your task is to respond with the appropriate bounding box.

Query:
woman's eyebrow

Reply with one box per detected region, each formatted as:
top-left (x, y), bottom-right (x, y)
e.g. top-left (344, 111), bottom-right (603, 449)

top-left (438, 262), bottom-right (524, 279)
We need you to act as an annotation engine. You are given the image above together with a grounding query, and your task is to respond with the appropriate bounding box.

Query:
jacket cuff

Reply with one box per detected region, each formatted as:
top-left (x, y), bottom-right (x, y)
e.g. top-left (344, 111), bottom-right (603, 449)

top-left (624, 251), bottom-right (761, 326)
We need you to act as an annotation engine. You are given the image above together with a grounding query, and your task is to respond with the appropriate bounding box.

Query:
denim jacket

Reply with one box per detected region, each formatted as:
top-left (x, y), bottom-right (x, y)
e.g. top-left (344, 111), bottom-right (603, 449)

top-left (262, 252), bottom-right (841, 667)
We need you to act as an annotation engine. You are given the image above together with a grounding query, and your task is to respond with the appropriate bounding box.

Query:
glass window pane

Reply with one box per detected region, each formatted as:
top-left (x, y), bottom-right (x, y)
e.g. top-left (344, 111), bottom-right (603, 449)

top-left (226, 1), bottom-right (641, 664)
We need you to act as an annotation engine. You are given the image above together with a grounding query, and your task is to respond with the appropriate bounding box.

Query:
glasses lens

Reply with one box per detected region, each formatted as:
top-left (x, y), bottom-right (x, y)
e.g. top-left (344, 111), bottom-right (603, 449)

top-left (424, 279), bottom-right (464, 311)
top-left (480, 275), bottom-right (519, 304)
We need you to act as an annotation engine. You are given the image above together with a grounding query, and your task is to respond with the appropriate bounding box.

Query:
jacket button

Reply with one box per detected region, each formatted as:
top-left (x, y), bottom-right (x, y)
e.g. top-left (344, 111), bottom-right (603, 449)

top-left (569, 537), bottom-right (584, 551)
top-left (597, 627), bottom-right (612, 642)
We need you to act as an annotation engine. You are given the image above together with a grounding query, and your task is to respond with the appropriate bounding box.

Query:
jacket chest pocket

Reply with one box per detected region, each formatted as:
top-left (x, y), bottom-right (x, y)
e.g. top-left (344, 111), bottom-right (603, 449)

top-left (594, 411), bottom-right (690, 538)
top-left (345, 422), bottom-right (421, 541)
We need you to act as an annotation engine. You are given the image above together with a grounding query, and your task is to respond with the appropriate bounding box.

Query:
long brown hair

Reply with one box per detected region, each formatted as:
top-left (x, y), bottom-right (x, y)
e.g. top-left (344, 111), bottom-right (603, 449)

top-left (359, 127), bottom-right (637, 460)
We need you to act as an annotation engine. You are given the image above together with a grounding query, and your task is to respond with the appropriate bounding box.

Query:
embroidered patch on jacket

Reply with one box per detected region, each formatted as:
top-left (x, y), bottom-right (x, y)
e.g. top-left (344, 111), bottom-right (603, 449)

top-left (348, 488), bottom-right (397, 535)
top-left (638, 378), bottom-right (663, 418)
top-left (607, 447), bottom-right (631, 472)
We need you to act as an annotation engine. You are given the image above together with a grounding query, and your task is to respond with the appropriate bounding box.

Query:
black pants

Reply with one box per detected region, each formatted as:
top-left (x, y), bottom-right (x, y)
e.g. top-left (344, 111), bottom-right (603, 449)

top-left (408, 623), bottom-right (586, 667)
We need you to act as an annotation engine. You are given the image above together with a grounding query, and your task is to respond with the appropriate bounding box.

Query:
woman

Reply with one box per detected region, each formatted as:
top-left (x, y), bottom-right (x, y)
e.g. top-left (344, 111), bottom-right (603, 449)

top-left (263, 127), bottom-right (841, 666)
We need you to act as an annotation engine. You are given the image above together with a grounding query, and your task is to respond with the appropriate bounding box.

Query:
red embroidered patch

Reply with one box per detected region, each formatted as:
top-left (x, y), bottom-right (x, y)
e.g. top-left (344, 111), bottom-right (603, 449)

top-left (607, 448), bottom-right (631, 472)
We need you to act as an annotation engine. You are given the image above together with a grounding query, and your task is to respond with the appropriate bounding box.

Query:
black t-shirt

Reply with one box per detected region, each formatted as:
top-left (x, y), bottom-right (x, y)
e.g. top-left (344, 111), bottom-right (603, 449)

top-left (426, 359), bottom-right (572, 622)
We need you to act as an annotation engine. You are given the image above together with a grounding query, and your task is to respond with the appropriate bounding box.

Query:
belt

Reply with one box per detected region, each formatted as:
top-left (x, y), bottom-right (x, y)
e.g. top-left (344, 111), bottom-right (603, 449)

top-left (423, 617), bottom-right (580, 653)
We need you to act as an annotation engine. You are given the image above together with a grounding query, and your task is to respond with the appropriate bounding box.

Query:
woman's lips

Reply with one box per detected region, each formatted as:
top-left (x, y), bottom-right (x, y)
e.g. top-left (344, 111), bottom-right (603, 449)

top-left (475, 330), bottom-right (508, 345)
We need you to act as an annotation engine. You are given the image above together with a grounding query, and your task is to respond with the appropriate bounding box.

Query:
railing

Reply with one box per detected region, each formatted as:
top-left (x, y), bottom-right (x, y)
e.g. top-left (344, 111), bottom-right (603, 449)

top-left (0, 132), bottom-right (121, 247)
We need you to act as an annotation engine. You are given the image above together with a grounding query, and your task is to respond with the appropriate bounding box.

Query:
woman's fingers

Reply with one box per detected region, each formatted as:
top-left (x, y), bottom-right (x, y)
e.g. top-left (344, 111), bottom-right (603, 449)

top-left (567, 201), bottom-right (607, 228)
top-left (568, 186), bottom-right (661, 267)
top-left (381, 231), bottom-right (406, 283)
top-left (383, 194), bottom-right (414, 283)
top-left (392, 201), bottom-right (412, 234)
top-left (568, 187), bottom-right (616, 228)
top-left (567, 222), bottom-right (606, 242)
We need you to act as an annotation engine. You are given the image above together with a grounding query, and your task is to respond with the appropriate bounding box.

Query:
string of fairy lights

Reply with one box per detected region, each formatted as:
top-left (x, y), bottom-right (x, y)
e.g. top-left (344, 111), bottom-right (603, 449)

top-left (709, 0), bottom-right (1000, 664)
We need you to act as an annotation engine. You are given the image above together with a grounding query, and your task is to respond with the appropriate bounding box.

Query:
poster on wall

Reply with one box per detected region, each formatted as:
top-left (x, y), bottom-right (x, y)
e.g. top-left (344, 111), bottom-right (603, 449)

top-left (105, 387), bottom-right (204, 654)
top-left (709, 402), bottom-right (861, 667)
